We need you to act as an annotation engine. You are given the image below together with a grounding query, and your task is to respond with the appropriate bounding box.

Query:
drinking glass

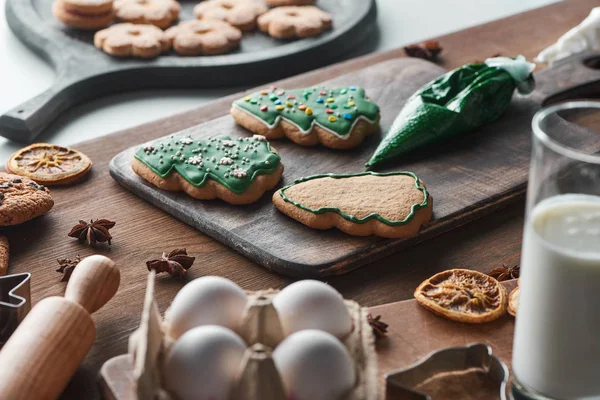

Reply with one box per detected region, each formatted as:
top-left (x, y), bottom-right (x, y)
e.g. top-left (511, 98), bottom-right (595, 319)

top-left (512, 101), bottom-right (600, 400)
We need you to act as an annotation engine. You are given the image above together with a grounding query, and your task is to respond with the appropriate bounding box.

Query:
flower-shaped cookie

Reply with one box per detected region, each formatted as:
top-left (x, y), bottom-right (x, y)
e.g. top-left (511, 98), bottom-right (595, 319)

top-left (194, 0), bottom-right (267, 32)
top-left (114, 0), bottom-right (180, 29)
top-left (257, 6), bottom-right (332, 39)
top-left (264, 0), bottom-right (315, 5)
top-left (165, 20), bottom-right (242, 56)
top-left (94, 23), bottom-right (171, 58)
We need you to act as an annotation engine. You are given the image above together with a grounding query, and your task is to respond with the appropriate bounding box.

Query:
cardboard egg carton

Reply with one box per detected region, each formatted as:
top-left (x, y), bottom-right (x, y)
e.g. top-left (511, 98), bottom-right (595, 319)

top-left (129, 272), bottom-right (379, 400)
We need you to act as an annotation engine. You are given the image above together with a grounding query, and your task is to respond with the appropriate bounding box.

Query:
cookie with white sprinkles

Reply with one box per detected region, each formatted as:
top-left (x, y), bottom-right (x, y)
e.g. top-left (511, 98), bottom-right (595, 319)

top-left (230, 86), bottom-right (380, 149)
top-left (131, 135), bottom-right (284, 205)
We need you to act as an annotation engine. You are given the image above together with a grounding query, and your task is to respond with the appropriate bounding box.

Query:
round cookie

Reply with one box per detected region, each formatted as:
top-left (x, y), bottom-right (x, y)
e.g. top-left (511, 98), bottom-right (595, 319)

top-left (264, 0), bottom-right (315, 5)
top-left (194, 0), bottom-right (267, 32)
top-left (165, 20), bottom-right (242, 56)
top-left (6, 143), bottom-right (93, 186)
top-left (257, 6), bottom-right (332, 39)
top-left (114, 0), bottom-right (180, 29)
top-left (53, 0), bottom-right (115, 30)
top-left (0, 173), bottom-right (54, 227)
top-left (94, 23), bottom-right (171, 58)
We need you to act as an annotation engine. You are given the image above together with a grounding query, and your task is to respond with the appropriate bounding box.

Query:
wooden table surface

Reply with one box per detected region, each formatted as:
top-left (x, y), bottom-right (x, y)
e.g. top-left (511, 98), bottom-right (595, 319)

top-left (1, 1), bottom-right (594, 398)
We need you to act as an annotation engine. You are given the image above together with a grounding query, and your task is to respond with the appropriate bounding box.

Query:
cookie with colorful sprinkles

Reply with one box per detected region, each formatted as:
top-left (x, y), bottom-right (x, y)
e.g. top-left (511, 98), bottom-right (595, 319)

top-left (131, 135), bottom-right (284, 205)
top-left (230, 86), bottom-right (380, 149)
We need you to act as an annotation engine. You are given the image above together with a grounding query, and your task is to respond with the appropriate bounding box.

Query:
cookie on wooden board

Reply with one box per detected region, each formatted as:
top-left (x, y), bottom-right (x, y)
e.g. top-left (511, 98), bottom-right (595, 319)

top-left (272, 172), bottom-right (432, 238)
top-left (258, 6), bottom-right (332, 39)
top-left (131, 135), bottom-right (284, 205)
top-left (6, 143), bottom-right (92, 186)
top-left (414, 269), bottom-right (509, 324)
top-left (114, 0), bottom-right (180, 29)
top-left (231, 86), bottom-right (380, 149)
top-left (0, 174), bottom-right (54, 227)
top-left (264, 0), bottom-right (315, 6)
top-left (53, 0), bottom-right (115, 30)
top-left (194, 0), bottom-right (268, 32)
top-left (165, 20), bottom-right (242, 56)
top-left (94, 23), bottom-right (171, 58)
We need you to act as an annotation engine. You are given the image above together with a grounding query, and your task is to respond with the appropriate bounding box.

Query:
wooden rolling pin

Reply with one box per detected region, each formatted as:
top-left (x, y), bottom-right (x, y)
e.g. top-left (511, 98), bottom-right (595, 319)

top-left (0, 254), bottom-right (120, 400)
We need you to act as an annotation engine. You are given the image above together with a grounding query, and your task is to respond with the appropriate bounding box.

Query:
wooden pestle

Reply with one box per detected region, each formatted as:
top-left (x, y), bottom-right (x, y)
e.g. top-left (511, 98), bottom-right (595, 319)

top-left (0, 255), bottom-right (120, 400)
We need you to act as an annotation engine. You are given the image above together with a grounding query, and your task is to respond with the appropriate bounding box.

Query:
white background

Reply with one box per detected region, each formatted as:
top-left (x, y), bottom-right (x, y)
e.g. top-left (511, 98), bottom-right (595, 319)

top-left (0, 0), bottom-right (559, 161)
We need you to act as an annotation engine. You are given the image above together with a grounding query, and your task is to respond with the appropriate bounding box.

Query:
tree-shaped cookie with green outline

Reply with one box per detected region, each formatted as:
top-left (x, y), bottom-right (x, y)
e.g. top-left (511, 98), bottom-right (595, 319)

top-left (272, 171), bottom-right (432, 238)
top-left (131, 134), bottom-right (283, 205)
top-left (230, 85), bottom-right (380, 149)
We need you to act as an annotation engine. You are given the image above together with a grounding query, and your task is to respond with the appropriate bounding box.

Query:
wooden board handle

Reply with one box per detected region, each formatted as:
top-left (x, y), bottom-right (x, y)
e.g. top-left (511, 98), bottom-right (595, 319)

top-left (65, 255), bottom-right (120, 314)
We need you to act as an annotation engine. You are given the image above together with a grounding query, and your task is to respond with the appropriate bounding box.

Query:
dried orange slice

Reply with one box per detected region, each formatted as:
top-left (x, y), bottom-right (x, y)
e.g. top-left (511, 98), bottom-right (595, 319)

top-left (414, 269), bottom-right (508, 324)
top-left (508, 286), bottom-right (519, 317)
top-left (6, 143), bottom-right (92, 185)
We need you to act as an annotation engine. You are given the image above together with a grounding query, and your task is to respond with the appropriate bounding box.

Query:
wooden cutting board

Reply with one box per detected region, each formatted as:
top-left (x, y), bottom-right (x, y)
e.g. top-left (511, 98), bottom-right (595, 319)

top-left (99, 280), bottom-right (518, 399)
top-left (110, 53), bottom-right (600, 278)
top-left (1, 0), bottom-right (376, 142)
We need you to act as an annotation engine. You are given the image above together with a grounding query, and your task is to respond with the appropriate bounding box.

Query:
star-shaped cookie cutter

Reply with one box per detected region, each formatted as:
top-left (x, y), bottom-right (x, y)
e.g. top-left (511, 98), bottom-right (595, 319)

top-left (0, 273), bottom-right (31, 346)
top-left (385, 343), bottom-right (509, 400)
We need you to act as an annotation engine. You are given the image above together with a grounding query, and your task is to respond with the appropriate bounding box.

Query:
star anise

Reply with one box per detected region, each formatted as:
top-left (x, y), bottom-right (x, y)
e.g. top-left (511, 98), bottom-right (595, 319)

top-left (56, 255), bottom-right (81, 282)
top-left (146, 248), bottom-right (195, 279)
top-left (68, 219), bottom-right (116, 246)
top-left (367, 313), bottom-right (389, 339)
top-left (404, 40), bottom-right (443, 61)
top-left (487, 264), bottom-right (520, 282)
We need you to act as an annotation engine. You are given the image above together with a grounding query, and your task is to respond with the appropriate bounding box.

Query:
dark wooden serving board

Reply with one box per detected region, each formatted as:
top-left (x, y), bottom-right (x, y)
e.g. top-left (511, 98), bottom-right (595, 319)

top-left (110, 53), bottom-right (600, 278)
top-left (99, 280), bottom-right (519, 400)
top-left (0, 1), bottom-right (596, 398)
top-left (1, 0), bottom-right (377, 143)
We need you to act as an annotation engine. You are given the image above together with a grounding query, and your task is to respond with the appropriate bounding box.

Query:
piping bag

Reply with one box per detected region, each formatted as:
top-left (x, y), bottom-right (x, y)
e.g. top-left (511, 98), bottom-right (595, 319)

top-left (366, 56), bottom-right (536, 168)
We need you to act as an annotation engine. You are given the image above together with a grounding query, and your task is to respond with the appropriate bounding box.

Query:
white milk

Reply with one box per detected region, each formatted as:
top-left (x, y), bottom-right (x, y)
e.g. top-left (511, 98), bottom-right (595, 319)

top-left (513, 194), bottom-right (600, 399)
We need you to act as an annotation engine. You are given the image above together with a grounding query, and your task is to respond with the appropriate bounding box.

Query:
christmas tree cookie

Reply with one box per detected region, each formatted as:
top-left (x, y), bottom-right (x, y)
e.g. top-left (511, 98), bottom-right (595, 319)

top-left (272, 171), bottom-right (432, 238)
top-left (230, 86), bottom-right (380, 149)
top-left (131, 134), bottom-right (284, 205)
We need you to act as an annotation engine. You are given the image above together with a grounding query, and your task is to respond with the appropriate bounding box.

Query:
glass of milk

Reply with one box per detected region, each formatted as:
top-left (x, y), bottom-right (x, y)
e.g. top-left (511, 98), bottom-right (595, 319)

top-left (512, 101), bottom-right (600, 400)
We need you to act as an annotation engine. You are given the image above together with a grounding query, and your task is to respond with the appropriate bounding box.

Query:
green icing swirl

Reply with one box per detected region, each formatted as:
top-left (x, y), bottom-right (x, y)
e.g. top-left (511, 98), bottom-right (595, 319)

top-left (134, 134), bottom-right (281, 194)
top-left (233, 86), bottom-right (380, 137)
top-left (278, 171), bottom-right (429, 226)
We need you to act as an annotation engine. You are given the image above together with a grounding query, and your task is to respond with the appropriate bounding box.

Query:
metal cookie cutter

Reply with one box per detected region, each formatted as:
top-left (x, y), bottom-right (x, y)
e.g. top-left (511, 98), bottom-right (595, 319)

top-left (0, 273), bottom-right (31, 346)
top-left (385, 343), bottom-right (509, 400)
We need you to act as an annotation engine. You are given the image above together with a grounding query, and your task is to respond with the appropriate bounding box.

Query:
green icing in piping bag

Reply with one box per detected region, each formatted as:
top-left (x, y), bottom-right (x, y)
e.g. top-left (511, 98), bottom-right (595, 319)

top-left (366, 55), bottom-right (535, 168)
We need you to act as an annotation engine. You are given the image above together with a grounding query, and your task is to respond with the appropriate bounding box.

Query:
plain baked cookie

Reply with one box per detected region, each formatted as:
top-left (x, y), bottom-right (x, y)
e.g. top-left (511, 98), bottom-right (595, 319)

top-left (114, 0), bottom-right (180, 29)
top-left (272, 172), bottom-right (432, 238)
top-left (6, 143), bottom-right (92, 186)
top-left (132, 134), bottom-right (284, 205)
top-left (231, 85), bottom-right (380, 149)
top-left (94, 23), bottom-right (171, 58)
top-left (194, 0), bottom-right (267, 32)
top-left (257, 6), bottom-right (332, 39)
top-left (165, 20), bottom-right (242, 56)
top-left (264, 0), bottom-right (315, 6)
top-left (0, 173), bottom-right (54, 226)
top-left (53, 0), bottom-right (115, 30)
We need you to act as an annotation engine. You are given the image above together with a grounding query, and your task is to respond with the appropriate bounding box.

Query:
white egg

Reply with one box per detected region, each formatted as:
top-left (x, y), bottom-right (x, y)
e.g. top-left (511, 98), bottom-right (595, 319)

top-left (273, 329), bottom-right (356, 400)
top-left (163, 325), bottom-right (247, 400)
top-left (273, 280), bottom-right (352, 338)
top-left (168, 276), bottom-right (248, 339)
